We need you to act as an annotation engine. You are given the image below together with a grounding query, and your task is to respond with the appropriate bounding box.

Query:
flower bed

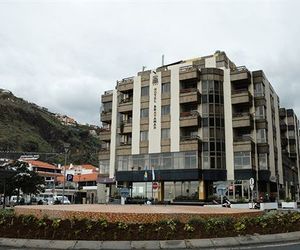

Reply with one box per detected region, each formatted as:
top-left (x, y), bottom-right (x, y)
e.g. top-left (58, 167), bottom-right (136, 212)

top-left (1, 209), bottom-right (300, 241)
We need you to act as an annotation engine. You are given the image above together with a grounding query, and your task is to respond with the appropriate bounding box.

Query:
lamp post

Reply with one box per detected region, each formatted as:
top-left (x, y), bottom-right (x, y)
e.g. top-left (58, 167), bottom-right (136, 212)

top-left (62, 143), bottom-right (70, 204)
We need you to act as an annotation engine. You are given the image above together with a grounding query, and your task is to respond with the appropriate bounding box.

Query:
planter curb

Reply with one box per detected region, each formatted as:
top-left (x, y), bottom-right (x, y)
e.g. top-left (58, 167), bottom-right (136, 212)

top-left (0, 231), bottom-right (300, 249)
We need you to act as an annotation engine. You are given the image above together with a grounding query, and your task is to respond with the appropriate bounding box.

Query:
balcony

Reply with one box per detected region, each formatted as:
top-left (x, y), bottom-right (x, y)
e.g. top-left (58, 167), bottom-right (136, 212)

top-left (100, 111), bottom-right (112, 122)
top-left (179, 65), bottom-right (200, 81)
top-left (281, 137), bottom-right (288, 147)
top-left (99, 128), bottom-right (111, 141)
top-left (280, 120), bottom-right (287, 131)
top-left (279, 108), bottom-right (286, 118)
top-left (180, 135), bottom-right (201, 151)
top-left (230, 66), bottom-right (251, 83)
top-left (231, 89), bottom-right (252, 105)
top-left (180, 88), bottom-right (201, 104)
top-left (118, 97), bottom-right (133, 113)
top-left (117, 77), bottom-right (134, 92)
top-left (101, 90), bottom-right (113, 103)
top-left (233, 136), bottom-right (255, 152)
top-left (289, 152), bottom-right (297, 159)
top-left (117, 142), bottom-right (132, 155)
top-left (117, 119), bottom-right (132, 134)
top-left (99, 147), bottom-right (110, 160)
top-left (180, 111), bottom-right (201, 127)
top-left (232, 112), bottom-right (253, 128)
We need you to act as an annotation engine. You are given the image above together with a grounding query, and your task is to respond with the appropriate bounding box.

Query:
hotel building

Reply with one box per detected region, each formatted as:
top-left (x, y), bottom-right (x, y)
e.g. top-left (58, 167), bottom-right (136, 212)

top-left (99, 51), bottom-right (299, 201)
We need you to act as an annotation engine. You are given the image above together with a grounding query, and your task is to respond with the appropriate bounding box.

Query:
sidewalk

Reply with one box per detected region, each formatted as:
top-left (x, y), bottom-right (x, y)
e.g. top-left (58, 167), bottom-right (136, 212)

top-left (0, 231), bottom-right (300, 249)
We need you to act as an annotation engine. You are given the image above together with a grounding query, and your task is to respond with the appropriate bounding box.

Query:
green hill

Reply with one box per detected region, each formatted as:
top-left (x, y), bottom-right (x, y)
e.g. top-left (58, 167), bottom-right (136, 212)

top-left (0, 89), bottom-right (100, 166)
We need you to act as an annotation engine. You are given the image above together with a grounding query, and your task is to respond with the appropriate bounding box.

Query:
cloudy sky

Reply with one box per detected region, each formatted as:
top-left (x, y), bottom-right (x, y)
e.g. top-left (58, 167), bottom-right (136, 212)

top-left (0, 0), bottom-right (299, 125)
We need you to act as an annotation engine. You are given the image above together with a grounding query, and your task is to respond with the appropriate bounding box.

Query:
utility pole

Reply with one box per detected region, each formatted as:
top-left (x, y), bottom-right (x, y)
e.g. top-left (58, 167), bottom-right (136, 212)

top-left (62, 143), bottom-right (70, 204)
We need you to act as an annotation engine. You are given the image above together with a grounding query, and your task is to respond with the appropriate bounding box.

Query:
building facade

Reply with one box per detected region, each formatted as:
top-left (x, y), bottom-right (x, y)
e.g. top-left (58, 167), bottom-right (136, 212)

top-left (99, 51), bottom-right (300, 201)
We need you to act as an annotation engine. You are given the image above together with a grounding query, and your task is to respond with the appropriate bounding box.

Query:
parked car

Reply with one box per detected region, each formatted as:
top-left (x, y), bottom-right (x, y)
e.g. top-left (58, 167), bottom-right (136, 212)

top-left (53, 196), bottom-right (71, 204)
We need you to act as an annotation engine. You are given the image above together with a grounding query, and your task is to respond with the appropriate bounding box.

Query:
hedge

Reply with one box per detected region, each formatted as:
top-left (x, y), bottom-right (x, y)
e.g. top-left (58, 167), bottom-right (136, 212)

top-left (0, 209), bottom-right (300, 240)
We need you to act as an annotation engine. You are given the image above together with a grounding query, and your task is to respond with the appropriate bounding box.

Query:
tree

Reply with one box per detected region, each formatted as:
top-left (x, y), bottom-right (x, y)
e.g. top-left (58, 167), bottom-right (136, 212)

top-left (0, 160), bottom-right (45, 205)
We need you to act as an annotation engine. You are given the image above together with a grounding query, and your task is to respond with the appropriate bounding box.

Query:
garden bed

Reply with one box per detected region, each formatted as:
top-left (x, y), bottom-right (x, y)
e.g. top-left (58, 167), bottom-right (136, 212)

top-left (1, 209), bottom-right (300, 241)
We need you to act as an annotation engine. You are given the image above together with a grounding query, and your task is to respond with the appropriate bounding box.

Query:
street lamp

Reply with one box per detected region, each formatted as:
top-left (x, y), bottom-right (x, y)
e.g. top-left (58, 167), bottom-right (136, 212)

top-left (62, 143), bottom-right (70, 204)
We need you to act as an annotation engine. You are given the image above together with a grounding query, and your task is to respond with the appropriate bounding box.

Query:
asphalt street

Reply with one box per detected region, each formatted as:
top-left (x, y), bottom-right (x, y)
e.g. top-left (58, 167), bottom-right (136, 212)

top-left (1, 242), bottom-right (300, 250)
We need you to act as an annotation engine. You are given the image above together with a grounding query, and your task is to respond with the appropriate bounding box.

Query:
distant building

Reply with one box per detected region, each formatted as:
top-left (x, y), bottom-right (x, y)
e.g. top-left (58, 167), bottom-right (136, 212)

top-left (55, 114), bottom-right (77, 126)
top-left (25, 160), bottom-right (62, 190)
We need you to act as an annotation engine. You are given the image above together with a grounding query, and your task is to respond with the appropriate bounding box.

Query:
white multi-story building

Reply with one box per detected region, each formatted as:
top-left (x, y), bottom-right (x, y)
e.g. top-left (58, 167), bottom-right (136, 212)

top-left (99, 51), bottom-right (299, 202)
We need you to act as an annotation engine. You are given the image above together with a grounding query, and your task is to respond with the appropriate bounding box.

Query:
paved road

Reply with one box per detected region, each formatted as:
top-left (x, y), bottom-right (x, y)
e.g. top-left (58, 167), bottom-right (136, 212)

top-left (0, 242), bottom-right (300, 250)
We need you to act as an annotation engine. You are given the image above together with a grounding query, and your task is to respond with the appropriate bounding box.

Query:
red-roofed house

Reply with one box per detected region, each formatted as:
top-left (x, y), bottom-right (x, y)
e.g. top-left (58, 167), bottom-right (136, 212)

top-left (25, 160), bottom-right (62, 190)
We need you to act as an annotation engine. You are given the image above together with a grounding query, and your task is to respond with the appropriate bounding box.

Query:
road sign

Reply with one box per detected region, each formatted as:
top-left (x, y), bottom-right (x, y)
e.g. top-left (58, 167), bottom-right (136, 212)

top-left (152, 182), bottom-right (158, 190)
top-left (249, 178), bottom-right (255, 185)
top-left (66, 174), bottom-right (73, 182)
top-left (216, 184), bottom-right (227, 196)
top-left (120, 188), bottom-right (130, 198)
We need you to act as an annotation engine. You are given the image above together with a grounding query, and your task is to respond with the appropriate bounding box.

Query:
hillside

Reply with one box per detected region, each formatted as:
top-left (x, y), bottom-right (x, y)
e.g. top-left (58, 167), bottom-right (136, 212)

top-left (0, 89), bottom-right (100, 166)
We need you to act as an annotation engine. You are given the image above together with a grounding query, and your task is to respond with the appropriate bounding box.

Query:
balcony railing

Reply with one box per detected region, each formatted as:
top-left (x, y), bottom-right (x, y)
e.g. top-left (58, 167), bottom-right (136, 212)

top-left (180, 135), bottom-right (200, 141)
top-left (231, 88), bottom-right (248, 95)
top-left (100, 127), bottom-right (110, 132)
top-left (180, 88), bottom-right (198, 94)
top-left (119, 97), bottom-right (133, 104)
top-left (232, 66), bottom-right (249, 73)
top-left (104, 90), bottom-right (113, 95)
top-left (179, 65), bottom-right (198, 73)
top-left (233, 135), bottom-right (253, 142)
top-left (232, 112), bottom-right (251, 118)
top-left (119, 141), bottom-right (132, 146)
top-left (117, 77), bottom-right (134, 86)
top-left (180, 110), bottom-right (200, 118)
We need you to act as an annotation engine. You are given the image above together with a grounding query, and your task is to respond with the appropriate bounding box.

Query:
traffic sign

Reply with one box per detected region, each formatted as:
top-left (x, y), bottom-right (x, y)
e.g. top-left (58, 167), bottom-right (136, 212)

top-left (216, 184), bottom-right (227, 196)
top-left (66, 174), bottom-right (73, 182)
top-left (120, 188), bottom-right (130, 198)
top-left (152, 182), bottom-right (158, 190)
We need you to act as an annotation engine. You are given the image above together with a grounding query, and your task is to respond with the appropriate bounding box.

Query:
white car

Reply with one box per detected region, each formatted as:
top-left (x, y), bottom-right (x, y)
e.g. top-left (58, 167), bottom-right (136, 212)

top-left (53, 196), bottom-right (71, 204)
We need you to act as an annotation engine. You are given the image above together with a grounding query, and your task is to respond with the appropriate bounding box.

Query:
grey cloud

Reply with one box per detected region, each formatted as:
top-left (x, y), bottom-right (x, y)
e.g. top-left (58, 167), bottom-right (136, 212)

top-left (0, 0), bottom-right (300, 125)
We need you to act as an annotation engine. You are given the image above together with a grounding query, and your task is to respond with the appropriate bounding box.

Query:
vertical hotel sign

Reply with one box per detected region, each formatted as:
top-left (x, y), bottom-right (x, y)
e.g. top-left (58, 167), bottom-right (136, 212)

top-left (152, 75), bottom-right (158, 129)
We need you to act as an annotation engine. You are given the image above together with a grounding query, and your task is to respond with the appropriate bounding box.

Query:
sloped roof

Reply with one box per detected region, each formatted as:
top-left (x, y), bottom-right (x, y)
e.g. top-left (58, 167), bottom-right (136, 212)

top-left (25, 160), bottom-right (59, 170)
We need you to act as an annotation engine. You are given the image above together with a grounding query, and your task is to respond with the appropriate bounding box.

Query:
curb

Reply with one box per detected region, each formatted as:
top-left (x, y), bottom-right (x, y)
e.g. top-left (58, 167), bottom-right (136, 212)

top-left (0, 231), bottom-right (299, 249)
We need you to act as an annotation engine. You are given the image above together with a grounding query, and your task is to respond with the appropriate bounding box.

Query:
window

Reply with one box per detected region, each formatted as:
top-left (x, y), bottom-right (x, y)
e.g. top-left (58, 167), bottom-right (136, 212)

top-left (203, 152), bottom-right (209, 169)
top-left (161, 105), bottom-right (170, 116)
top-left (162, 82), bottom-right (170, 93)
top-left (102, 102), bottom-right (112, 113)
top-left (140, 108), bottom-right (149, 118)
top-left (161, 128), bottom-right (170, 140)
top-left (184, 151), bottom-right (197, 169)
top-left (141, 86), bottom-right (149, 97)
top-left (254, 83), bottom-right (265, 97)
top-left (258, 153), bottom-right (268, 170)
top-left (140, 131), bottom-right (148, 141)
top-left (288, 130), bottom-right (295, 138)
top-left (255, 106), bottom-right (265, 119)
top-left (257, 129), bottom-right (267, 143)
top-left (234, 152), bottom-right (251, 169)
top-left (161, 153), bottom-right (172, 169)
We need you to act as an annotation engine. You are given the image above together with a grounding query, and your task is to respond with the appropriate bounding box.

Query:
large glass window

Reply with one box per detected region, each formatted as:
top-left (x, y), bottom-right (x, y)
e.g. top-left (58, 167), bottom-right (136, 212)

top-left (258, 153), bottom-right (268, 170)
top-left (102, 102), bottom-right (112, 113)
top-left (257, 129), bottom-right (267, 143)
top-left (234, 152), bottom-right (251, 169)
top-left (99, 160), bottom-right (109, 174)
top-left (255, 106), bottom-right (266, 119)
top-left (162, 82), bottom-right (170, 93)
top-left (161, 105), bottom-right (170, 116)
top-left (161, 128), bottom-right (170, 140)
top-left (140, 131), bottom-right (148, 141)
top-left (254, 83), bottom-right (265, 97)
top-left (141, 86), bottom-right (149, 97)
top-left (140, 108), bottom-right (149, 118)
top-left (184, 151), bottom-right (197, 169)
top-left (161, 153), bottom-right (172, 169)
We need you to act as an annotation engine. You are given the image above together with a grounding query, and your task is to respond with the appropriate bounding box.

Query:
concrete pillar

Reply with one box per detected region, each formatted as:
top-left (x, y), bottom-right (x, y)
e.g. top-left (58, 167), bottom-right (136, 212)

top-left (97, 183), bottom-right (106, 204)
top-left (198, 180), bottom-right (206, 200)
top-left (158, 181), bottom-right (164, 202)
